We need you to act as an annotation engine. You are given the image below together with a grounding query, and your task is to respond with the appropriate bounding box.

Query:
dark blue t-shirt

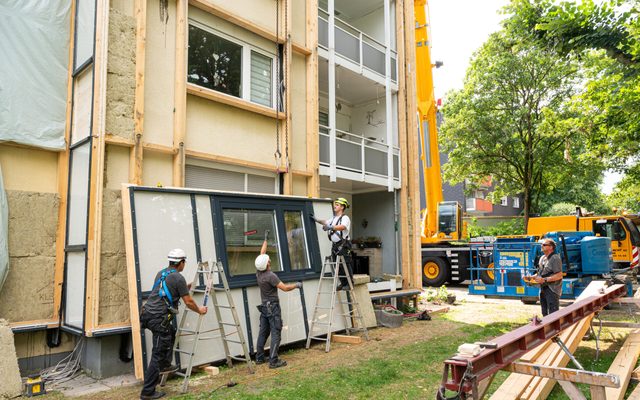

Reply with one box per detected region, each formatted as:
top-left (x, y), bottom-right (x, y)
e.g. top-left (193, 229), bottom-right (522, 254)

top-left (143, 267), bottom-right (189, 315)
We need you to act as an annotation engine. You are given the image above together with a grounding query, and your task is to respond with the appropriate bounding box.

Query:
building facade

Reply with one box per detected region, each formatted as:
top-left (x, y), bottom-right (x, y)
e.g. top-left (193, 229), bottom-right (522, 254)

top-left (0, 0), bottom-right (421, 377)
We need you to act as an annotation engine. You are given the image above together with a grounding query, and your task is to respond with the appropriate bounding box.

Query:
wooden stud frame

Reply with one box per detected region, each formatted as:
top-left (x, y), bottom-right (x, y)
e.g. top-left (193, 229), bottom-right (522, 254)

top-left (305, 0), bottom-right (320, 197)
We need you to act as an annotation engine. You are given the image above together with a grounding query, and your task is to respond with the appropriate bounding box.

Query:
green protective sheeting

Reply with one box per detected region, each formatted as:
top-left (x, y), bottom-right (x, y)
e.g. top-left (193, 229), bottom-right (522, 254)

top-left (0, 165), bottom-right (7, 291)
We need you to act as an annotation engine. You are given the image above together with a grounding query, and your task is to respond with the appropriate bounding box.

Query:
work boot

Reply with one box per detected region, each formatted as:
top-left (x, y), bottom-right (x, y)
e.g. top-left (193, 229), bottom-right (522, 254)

top-left (255, 357), bottom-right (265, 365)
top-left (140, 391), bottom-right (165, 400)
top-left (269, 359), bottom-right (287, 369)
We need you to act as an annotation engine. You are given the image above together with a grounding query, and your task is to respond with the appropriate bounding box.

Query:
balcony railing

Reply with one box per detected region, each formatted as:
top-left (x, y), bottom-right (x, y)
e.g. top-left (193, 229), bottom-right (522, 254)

top-left (318, 8), bottom-right (397, 82)
top-left (466, 198), bottom-right (493, 213)
top-left (319, 124), bottom-right (399, 181)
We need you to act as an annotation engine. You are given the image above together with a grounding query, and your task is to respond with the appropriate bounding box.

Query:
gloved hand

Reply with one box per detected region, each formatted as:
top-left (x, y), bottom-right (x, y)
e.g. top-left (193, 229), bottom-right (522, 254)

top-left (264, 229), bottom-right (270, 241)
top-left (295, 281), bottom-right (303, 289)
top-left (310, 214), bottom-right (321, 224)
top-left (323, 224), bottom-right (333, 231)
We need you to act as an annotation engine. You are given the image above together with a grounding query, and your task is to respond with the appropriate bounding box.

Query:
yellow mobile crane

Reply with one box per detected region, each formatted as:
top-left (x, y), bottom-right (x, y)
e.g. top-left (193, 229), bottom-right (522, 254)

top-left (415, 0), bottom-right (477, 286)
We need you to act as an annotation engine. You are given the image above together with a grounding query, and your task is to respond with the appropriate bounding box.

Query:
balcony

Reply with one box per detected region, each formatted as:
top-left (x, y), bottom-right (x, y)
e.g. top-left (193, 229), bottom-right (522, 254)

top-left (318, 8), bottom-right (397, 84)
top-left (319, 125), bottom-right (400, 187)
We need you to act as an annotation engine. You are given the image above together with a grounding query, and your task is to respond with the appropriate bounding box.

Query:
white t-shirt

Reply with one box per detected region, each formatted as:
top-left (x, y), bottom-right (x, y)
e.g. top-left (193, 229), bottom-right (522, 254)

top-left (328, 214), bottom-right (350, 243)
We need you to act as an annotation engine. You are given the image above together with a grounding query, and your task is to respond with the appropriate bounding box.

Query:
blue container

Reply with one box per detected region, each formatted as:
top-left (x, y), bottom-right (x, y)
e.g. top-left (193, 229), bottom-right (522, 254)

top-left (580, 236), bottom-right (611, 274)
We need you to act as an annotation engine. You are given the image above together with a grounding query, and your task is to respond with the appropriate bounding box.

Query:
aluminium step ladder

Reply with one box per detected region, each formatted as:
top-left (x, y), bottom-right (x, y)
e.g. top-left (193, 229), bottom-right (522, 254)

top-left (305, 255), bottom-right (369, 352)
top-left (160, 261), bottom-right (254, 393)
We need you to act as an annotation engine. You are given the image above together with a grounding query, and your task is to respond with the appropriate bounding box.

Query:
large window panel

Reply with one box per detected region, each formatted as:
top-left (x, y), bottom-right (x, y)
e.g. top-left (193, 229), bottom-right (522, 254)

top-left (67, 141), bottom-right (91, 246)
top-left (64, 251), bottom-right (86, 328)
top-left (74, 0), bottom-right (96, 69)
top-left (222, 208), bottom-right (281, 276)
top-left (188, 25), bottom-right (242, 98)
top-left (284, 211), bottom-right (310, 270)
top-left (250, 51), bottom-right (272, 107)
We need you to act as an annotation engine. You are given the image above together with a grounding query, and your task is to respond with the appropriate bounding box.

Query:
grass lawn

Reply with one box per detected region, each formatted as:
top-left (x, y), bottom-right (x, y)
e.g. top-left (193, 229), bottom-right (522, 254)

top-left (60, 295), bottom-right (640, 399)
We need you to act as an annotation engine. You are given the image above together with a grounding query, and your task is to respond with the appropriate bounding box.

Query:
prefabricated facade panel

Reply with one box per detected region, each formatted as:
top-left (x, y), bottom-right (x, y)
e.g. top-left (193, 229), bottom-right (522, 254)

top-left (124, 186), bottom-right (341, 376)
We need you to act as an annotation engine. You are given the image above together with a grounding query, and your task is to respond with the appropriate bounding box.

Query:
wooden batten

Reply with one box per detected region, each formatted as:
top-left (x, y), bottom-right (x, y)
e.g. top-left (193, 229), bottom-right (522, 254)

top-left (188, 0), bottom-right (310, 55)
top-left (131, 0), bottom-right (147, 185)
top-left (84, 0), bottom-right (110, 333)
top-left (305, 0), bottom-right (319, 197)
top-left (187, 83), bottom-right (285, 120)
top-left (52, 0), bottom-right (78, 325)
top-left (331, 334), bottom-right (362, 344)
top-left (186, 149), bottom-right (277, 172)
top-left (173, 0), bottom-right (188, 187)
top-left (121, 185), bottom-right (144, 380)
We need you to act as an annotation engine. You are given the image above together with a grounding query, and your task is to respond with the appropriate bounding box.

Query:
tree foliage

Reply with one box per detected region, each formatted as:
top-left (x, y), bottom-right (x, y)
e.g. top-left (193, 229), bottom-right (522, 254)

top-left (440, 31), bottom-right (592, 226)
top-left (467, 218), bottom-right (525, 238)
top-left (503, 0), bottom-right (640, 200)
top-left (607, 176), bottom-right (640, 213)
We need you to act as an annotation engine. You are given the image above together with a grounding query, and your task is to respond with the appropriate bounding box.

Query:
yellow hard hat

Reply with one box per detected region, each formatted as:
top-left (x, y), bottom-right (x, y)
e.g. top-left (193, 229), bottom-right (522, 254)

top-left (334, 197), bottom-right (350, 209)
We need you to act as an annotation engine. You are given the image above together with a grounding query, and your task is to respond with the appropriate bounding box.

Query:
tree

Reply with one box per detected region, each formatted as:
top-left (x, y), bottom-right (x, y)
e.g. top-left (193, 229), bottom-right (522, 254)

top-left (607, 176), bottom-right (640, 213)
top-left (504, 0), bottom-right (640, 181)
top-left (440, 32), bottom-right (594, 228)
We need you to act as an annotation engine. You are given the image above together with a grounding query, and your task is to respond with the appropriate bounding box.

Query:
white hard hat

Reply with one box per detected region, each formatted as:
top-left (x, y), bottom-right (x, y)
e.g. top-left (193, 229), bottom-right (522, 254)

top-left (255, 254), bottom-right (270, 271)
top-left (168, 248), bottom-right (187, 262)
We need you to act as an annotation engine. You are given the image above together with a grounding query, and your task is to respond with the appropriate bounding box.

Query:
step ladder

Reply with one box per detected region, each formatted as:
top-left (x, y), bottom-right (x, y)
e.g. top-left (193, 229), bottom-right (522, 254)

top-left (305, 255), bottom-right (369, 352)
top-left (160, 261), bottom-right (254, 393)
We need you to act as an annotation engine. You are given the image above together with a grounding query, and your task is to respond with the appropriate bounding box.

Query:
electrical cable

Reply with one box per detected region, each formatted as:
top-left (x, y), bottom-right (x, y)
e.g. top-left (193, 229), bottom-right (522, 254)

top-left (40, 338), bottom-right (85, 386)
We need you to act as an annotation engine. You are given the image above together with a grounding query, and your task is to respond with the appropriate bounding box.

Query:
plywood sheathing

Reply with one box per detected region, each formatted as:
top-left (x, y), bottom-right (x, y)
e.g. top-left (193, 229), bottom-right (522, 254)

top-left (98, 189), bottom-right (130, 325)
top-left (0, 320), bottom-right (22, 399)
top-left (0, 192), bottom-right (58, 323)
top-left (106, 8), bottom-right (136, 141)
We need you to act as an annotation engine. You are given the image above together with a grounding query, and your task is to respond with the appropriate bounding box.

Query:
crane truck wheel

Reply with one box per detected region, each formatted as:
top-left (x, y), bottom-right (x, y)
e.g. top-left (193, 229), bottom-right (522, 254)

top-left (480, 262), bottom-right (495, 285)
top-left (422, 257), bottom-right (448, 287)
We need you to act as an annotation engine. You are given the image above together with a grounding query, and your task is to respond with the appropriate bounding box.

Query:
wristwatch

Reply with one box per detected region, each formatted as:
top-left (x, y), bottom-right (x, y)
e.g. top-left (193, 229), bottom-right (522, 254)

top-left (544, 278), bottom-right (547, 283)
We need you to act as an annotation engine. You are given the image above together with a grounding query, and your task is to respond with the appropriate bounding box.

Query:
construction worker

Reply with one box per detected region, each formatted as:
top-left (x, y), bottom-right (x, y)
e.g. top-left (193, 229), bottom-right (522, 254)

top-left (312, 197), bottom-right (354, 290)
top-left (139, 249), bottom-right (207, 400)
top-left (532, 239), bottom-right (563, 316)
top-left (255, 231), bottom-right (302, 369)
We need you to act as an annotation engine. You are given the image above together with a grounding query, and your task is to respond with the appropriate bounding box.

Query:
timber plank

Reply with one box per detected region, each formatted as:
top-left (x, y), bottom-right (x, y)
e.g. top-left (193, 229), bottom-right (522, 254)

top-left (331, 335), bottom-right (362, 344)
top-left (605, 330), bottom-right (640, 400)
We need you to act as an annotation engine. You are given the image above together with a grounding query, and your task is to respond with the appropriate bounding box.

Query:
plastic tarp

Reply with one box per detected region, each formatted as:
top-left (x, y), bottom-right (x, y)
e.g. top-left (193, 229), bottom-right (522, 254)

top-left (0, 165), bottom-right (7, 292)
top-left (0, 0), bottom-right (71, 150)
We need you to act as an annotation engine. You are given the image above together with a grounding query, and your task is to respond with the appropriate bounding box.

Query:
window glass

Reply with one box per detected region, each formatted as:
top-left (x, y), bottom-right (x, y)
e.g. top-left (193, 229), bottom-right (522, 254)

top-left (188, 25), bottom-right (242, 97)
top-left (438, 202), bottom-right (457, 235)
top-left (250, 51), bottom-right (272, 107)
top-left (222, 208), bottom-right (280, 275)
top-left (285, 211), bottom-right (310, 270)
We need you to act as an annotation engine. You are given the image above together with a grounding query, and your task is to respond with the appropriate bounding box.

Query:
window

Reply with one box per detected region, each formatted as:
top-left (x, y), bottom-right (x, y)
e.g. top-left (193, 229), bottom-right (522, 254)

top-left (285, 211), bottom-right (310, 270)
top-left (188, 23), bottom-right (275, 108)
top-left (513, 197), bottom-right (520, 208)
top-left (185, 164), bottom-right (276, 194)
top-left (222, 208), bottom-right (281, 276)
top-left (500, 196), bottom-right (508, 206)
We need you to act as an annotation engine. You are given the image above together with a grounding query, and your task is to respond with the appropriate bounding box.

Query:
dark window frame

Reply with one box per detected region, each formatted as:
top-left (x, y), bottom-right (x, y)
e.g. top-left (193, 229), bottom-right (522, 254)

top-left (212, 195), bottom-right (322, 288)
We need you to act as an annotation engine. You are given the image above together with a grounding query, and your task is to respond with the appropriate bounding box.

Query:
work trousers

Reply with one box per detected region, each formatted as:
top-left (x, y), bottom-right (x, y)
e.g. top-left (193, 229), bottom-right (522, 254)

top-left (256, 301), bottom-right (282, 365)
top-left (140, 312), bottom-right (175, 396)
top-left (331, 241), bottom-right (354, 288)
top-left (539, 285), bottom-right (560, 317)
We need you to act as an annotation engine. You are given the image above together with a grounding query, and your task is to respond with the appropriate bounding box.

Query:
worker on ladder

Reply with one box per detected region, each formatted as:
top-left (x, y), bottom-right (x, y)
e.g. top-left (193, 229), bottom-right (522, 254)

top-left (139, 249), bottom-right (208, 400)
top-left (255, 231), bottom-right (302, 369)
top-left (312, 197), bottom-right (354, 290)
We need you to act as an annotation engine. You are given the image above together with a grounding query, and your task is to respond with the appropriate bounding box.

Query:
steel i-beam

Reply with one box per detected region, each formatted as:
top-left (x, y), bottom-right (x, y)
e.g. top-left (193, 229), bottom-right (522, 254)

top-left (438, 284), bottom-right (626, 395)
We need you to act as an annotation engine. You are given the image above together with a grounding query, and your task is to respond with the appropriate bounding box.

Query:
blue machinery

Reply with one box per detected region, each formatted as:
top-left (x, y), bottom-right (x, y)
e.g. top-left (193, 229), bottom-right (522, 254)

top-left (469, 232), bottom-right (633, 300)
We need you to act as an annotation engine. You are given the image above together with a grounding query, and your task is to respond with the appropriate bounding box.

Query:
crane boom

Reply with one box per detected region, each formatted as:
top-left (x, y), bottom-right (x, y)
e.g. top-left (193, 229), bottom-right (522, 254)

top-left (415, 0), bottom-right (444, 241)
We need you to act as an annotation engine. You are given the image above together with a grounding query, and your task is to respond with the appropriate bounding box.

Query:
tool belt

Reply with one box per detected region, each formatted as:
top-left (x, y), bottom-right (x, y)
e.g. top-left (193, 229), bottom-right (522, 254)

top-left (331, 239), bottom-right (352, 256)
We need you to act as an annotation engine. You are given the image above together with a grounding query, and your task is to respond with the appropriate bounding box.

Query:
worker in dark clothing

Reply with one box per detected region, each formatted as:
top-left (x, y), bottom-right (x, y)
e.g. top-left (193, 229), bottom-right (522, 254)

top-left (533, 239), bottom-right (563, 316)
top-left (139, 249), bottom-right (207, 400)
top-left (255, 231), bottom-right (302, 369)
top-left (312, 197), bottom-right (354, 290)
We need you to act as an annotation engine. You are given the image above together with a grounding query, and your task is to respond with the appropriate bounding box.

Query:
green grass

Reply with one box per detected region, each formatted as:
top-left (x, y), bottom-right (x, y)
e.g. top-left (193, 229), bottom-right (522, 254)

top-left (174, 318), bottom-right (522, 400)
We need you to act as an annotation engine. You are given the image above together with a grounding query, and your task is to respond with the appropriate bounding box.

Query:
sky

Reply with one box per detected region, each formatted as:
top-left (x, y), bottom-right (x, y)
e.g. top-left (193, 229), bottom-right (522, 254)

top-left (427, 0), bottom-right (622, 194)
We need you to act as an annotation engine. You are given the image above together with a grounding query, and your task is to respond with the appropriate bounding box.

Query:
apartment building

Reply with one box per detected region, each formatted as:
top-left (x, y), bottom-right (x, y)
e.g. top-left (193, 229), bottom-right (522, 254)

top-left (0, 0), bottom-right (421, 377)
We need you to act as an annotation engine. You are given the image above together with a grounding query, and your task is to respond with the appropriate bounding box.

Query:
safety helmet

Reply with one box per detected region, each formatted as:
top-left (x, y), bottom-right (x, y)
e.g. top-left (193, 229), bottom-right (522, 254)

top-left (334, 197), bottom-right (350, 209)
top-left (255, 254), bottom-right (270, 271)
top-left (167, 248), bottom-right (187, 262)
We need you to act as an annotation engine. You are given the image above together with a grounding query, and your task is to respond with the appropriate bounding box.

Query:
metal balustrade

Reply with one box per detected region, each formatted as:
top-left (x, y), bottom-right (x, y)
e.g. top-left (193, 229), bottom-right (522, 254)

top-left (318, 8), bottom-right (397, 82)
top-left (319, 125), bottom-right (400, 181)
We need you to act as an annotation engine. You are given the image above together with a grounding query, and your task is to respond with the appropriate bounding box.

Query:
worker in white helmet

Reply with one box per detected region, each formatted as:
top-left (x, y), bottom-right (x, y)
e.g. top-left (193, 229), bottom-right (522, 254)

top-left (312, 197), bottom-right (354, 290)
top-left (254, 230), bottom-right (302, 369)
top-left (139, 249), bottom-right (207, 400)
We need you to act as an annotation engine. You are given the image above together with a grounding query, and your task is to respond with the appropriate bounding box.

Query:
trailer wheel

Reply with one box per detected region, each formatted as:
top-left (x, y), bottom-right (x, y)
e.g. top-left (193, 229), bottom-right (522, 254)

top-left (422, 257), bottom-right (448, 287)
top-left (480, 262), bottom-right (495, 285)
top-left (521, 297), bottom-right (538, 305)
